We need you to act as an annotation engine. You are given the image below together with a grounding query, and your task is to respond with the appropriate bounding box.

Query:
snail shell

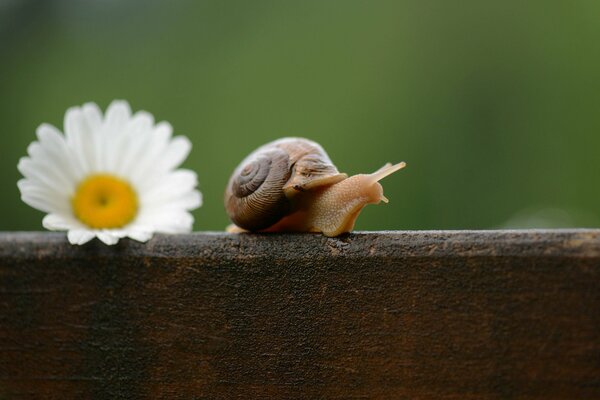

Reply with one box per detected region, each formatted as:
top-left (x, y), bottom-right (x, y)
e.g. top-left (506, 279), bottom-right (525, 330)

top-left (225, 138), bottom-right (346, 230)
top-left (224, 137), bottom-right (405, 236)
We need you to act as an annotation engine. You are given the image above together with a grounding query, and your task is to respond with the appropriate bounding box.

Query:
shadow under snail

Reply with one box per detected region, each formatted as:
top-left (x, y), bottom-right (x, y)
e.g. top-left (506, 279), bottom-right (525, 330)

top-left (224, 137), bottom-right (406, 237)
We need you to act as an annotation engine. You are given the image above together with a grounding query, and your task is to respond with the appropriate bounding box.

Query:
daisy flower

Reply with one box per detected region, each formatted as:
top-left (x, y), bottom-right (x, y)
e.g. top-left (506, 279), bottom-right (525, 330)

top-left (17, 100), bottom-right (202, 245)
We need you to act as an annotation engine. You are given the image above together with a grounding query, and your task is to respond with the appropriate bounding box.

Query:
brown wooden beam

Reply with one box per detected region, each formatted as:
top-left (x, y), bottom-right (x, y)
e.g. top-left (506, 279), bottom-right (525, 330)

top-left (1, 230), bottom-right (599, 399)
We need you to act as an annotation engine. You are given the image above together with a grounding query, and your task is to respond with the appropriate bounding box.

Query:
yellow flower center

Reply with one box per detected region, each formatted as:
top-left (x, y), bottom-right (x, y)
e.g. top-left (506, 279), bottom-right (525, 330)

top-left (72, 174), bottom-right (138, 229)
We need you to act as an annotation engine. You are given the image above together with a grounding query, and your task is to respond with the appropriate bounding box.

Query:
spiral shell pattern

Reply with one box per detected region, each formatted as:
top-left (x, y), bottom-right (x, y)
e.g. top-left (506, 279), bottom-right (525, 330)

top-left (225, 148), bottom-right (292, 230)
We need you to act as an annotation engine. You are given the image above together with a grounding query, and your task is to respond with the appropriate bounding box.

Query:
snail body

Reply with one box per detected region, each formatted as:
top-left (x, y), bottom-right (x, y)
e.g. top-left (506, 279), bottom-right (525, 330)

top-left (224, 137), bottom-right (405, 237)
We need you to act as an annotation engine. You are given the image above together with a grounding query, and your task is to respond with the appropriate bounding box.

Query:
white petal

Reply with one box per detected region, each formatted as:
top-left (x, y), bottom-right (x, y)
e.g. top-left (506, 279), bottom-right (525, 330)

top-left (104, 100), bottom-right (132, 128)
top-left (142, 194), bottom-right (202, 219)
top-left (154, 121), bottom-right (173, 141)
top-left (97, 231), bottom-right (119, 245)
top-left (141, 169), bottom-right (197, 205)
top-left (80, 103), bottom-right (106, 170)
top-left (20, 193), bottom-right (55, 214)
top-left (18, 179), bottom-right (70, 214)
top-left (67, 230), bottom-right (95, 245)
top-left (159, 191), bottom-right (202, 211)
top-left (136, 210), bottom-right (194, 233)
top-left (82, 102), bottom-right (103, 132)
top-left (104, 229), bottom-right (128, 239)
top-left (43, 213), bottom-right (84, 230)
top-left (64, 107), bottom-right (95, 173)
top-left (157, 136), bottom-right (191, 172)
top-left (181, 190), bottom-right (203, 209)
top-left (128, 122), bottom-right (174, 188)
top-left (110, 111), bottom-right (155, 176)
top-left (125, 229), bottom-right (153, 242)
top-left (18, 155), bottom-right (75, 197)
top-left (35, 124), bottom-right (82, 183)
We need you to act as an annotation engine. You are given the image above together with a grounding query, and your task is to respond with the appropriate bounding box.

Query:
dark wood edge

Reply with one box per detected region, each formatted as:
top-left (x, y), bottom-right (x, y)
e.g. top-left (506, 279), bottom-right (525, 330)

top-left (0, 230), bottom-right (599, 259)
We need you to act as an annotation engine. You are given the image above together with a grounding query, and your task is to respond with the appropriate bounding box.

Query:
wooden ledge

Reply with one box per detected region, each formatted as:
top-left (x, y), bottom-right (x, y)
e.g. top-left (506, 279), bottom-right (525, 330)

top-left (1, 230), bottom-right (599, 399)
top-left (2, 229), bottom-right (600, 259)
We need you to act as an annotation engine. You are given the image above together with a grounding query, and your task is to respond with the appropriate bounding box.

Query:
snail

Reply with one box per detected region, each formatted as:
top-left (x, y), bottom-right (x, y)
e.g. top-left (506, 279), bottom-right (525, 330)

top-left (224, 137), bottom-right (406, 237)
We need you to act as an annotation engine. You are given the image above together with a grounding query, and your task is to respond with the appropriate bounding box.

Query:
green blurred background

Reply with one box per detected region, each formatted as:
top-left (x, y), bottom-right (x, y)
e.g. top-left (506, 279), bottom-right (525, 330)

top-left (1, 0), bottom-right (599, 231)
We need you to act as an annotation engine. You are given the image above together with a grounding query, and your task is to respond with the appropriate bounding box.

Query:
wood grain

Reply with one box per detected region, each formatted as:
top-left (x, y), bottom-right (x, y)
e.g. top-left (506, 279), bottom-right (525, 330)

top-left (0, 230), bottom-right (599, 399)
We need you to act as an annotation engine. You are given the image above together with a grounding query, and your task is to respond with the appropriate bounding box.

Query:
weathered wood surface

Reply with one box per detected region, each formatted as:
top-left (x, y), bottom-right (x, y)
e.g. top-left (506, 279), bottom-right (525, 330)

top-left (0, 230), bottom-right (599, 399)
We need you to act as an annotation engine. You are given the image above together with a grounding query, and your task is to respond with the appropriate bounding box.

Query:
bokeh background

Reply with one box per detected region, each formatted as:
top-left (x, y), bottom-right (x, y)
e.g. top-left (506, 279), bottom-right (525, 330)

top-left (1, 0), bottom-right (599, 232)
